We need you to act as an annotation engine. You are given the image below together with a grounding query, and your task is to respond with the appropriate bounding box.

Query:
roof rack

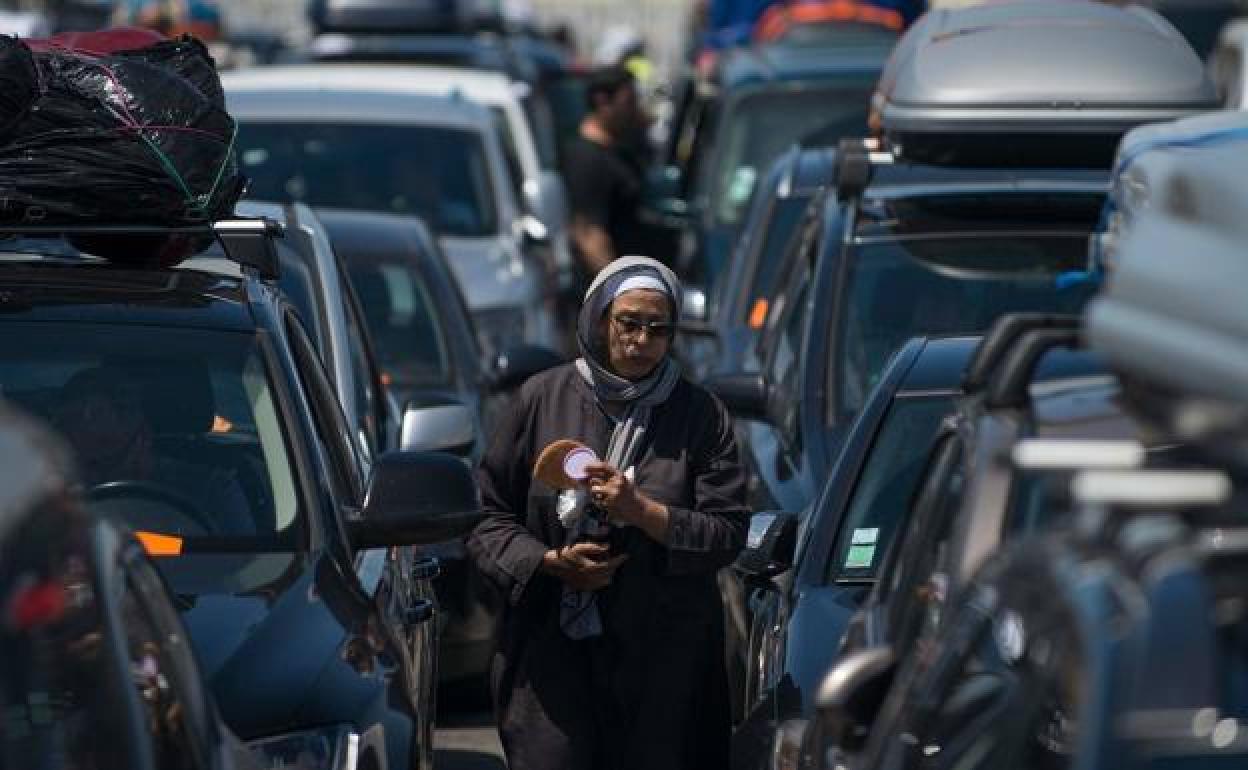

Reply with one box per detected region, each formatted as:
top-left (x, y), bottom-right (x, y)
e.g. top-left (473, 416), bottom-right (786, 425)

top-left (963, 313), bottom-right (1081, 393)
top-left (984, 326), bottom-right (1083, 409)
top-left (833, 137), bottom-right (892, 200)
top-left (0, 218), bottom-right (284, 280)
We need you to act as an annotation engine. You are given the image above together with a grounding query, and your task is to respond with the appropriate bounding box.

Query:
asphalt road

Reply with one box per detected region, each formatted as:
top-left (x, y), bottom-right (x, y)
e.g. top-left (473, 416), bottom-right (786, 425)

top-left (435, 686), bottom-right (506, 769)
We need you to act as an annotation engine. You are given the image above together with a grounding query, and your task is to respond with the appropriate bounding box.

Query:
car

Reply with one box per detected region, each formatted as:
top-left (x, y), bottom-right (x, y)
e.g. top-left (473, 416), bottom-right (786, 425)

top-left (713, 159), bottom-right (1106, 516)
top-left (0, 218), bottom-right (483, 770)
top-left (727, 335), bottom-right (975, 768)
top-left (679, 144), bottom-right (835, 382)
top-left (728, 330), bottom-right (1109, 769)
top-left (652, 39), bottom-right (891, 287)
top-left (850, 463), bottom-right (1248, 770)
top-left (809, 316), bottom-right (1155, 769)
top-left (0, 405), bottom-right (261, 770)
top-left (314, 206), bottom-right (560, 685)
top-left (361, 65), bottom-right (572, 291)
top-left (224, 65), bottom-right (561, 358)
top-left (220, 201), bottom-right (398, 468)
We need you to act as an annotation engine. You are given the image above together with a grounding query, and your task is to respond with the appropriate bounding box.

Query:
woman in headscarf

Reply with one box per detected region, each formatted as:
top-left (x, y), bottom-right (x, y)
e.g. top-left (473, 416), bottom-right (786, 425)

top-left (468, 256), bottom-right (749, 770)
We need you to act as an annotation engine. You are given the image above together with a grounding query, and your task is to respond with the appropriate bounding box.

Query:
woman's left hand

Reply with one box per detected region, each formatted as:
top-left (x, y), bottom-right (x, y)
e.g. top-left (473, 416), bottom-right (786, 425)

top-left (584, 462), bottom-right (646, 526)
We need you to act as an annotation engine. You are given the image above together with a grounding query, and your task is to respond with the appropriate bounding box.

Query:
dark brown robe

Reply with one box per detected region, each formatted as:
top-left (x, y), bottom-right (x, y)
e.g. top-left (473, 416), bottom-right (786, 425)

top-left (467, 363), bottom-right (749, 770)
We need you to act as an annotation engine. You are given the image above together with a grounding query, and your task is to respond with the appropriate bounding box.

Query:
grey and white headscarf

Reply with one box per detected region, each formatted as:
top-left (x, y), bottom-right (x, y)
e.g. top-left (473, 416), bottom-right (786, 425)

top-left (560, 255), bottom-right (682, 639)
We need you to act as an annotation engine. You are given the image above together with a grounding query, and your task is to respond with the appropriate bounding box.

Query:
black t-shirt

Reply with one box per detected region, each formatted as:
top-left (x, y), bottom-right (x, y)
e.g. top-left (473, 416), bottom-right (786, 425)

top-left (563, 136), bottom-right (647, 265)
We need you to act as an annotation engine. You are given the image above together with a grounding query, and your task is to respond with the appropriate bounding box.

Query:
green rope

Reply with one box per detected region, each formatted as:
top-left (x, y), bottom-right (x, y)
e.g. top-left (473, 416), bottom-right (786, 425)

top-left (135, 123), bottom-right (238, 219)
top-left (137, 130), bottom-right (196, 205)
top-left (198, 122), bottom-right (238, 213)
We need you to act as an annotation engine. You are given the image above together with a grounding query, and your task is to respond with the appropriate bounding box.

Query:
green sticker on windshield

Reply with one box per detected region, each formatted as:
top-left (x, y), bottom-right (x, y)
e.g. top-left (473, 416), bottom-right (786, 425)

top-left (845, 544), bottom-right (875, 569)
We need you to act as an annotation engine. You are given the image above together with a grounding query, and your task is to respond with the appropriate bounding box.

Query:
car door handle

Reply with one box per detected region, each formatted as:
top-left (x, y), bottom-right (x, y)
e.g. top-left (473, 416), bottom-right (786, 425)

top-left (404, 598), bottom-right (436, 626)
top-left (412, 557), bottom-right (441, 581)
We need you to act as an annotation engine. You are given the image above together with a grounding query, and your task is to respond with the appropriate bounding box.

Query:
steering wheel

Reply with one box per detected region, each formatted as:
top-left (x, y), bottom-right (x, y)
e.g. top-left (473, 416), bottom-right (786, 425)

top-left (87, 480), bottom-right (216, 536)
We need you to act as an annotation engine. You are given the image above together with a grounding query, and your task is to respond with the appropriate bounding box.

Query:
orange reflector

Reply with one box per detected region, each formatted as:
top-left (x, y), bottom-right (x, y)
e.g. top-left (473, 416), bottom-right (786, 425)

top-left (381, 372), bottom-right (393, 387)
top-left (211, 415), bottom-right (233, 434)
top-left (136, 531), bottom-right (183, 557)
top-left (749, 298), bottom-right (770, 329)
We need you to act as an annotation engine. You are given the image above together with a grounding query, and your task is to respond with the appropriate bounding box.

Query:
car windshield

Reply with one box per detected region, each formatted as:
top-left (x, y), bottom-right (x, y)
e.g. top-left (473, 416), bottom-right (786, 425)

top-left (834, 233), bottom-right (1095, 421)
top-left (0, 323), bottom-right (302, 552)
top-left (827, 396), bottom-right (952, 582)
top-left (345, 256), bottom-right (452, 386)
top-left (236, 122), bottom-right (499, 237)
top-left (709, 82), bottom-right (873, 227)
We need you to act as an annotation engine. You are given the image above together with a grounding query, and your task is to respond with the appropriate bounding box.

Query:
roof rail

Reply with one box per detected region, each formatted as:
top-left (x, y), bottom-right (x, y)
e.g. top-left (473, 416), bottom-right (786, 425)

top-left (833, 138), bottom-right (892, 200)
top-left (0, 218), bottom-right (284, 280)
top-left (963, 313), bottom-right (1081, 392)
top-left (984, 327), bottom-right (1083, 410)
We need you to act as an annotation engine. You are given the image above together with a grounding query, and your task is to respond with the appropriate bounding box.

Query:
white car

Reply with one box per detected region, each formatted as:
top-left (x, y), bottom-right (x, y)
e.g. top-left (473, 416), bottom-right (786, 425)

top-left (225, 65), bottom-right (558, 358)
top-left (376, 65), bottom-right (572, 276)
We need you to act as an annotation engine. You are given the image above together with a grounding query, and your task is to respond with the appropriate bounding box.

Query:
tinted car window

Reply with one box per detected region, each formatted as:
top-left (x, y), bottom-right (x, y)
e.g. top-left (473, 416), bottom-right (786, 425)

top-left (744, 194), bottom-right (813, 324)
top-left (0, 323), bottom-right (301, 545)
top-left (709, 82), bottom-right (873, 227)
top-left (346, 257), bottom-right (452, 386)
top-left (766, 269), bottom-right (810, 453)
top-left (827, 397), bottom-right (952, 582)
top-left (237, 123), bottom-right (499, 237)
top-left (490, 106), bottom-right (527, 203)
top-left (834, 235), bottom-right (1094, 420)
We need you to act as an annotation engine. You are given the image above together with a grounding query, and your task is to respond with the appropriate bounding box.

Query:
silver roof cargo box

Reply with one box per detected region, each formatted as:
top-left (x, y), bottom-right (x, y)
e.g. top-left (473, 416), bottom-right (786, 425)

top-left (876, 0), bottom-right (1219, 167)
top-left (1087, 117), bottom-right (1248, 426)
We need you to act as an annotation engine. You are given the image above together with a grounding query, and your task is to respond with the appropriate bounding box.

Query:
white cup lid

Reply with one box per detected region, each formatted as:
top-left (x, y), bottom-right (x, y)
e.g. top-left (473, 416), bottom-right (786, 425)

top-left (563, 447), bottom-right (598, 481)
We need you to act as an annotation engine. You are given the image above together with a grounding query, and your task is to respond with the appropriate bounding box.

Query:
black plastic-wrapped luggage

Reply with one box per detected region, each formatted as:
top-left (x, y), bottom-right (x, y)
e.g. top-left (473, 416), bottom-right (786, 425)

top-left (0, 28), bottom-right (244, 264)
top-left (874, 0), bottom-right (1219, 167)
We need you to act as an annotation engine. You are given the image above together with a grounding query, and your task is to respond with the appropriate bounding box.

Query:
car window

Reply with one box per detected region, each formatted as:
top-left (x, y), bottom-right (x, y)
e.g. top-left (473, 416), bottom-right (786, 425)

top-left (743, 193), bottom-right (814, 326)
top-left (490, 106), bottom-right (528, 204)
top-left (237, 122), bottom-right (500, 237)
top-left (765, 265), bottom-right (811, 454)
top-left (0, 322), bottom-right (301, 547)
top-left (286, 314), bottom-right (365, 504)
top-left (708, 81), bottom-right (874, 227)
top-left (340, 275), bottom-right (382, 460)
top-left (827, 397), bottom-right (953, 582)
top-left (347, 256), bottom-right (453, 386)
top-left (833, 234), bottom-right (1095, 421)
top-left (115, 558), bottom-right (210, 770)
top-left (1, 525), bottom-right (132, 769)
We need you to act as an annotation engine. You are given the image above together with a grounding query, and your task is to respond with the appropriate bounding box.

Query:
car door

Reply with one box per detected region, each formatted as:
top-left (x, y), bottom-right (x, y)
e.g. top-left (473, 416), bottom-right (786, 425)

top-left (283, 311), bottom-right (434, 712)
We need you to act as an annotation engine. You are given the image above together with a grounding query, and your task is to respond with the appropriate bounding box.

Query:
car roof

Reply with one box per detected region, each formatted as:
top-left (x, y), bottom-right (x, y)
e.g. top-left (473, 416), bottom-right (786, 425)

top-left (311, 207), bottom-right (441, 268)
top-left (899, 336), bottom-right (979, 394)
top-left (348, 63), bottom-right (520, 105)
top-left (715, 39), bottom-right (892, 91)
top-left (0, 261), bottom-right (255, 331)
top-left (224, 65), bottom-right (493, 127)
top-left (863, 163), bottom-right (1110, 201)
top-left (767, 145), bottom-right (838, 200)
top-left (1028, 370), bottom-right (1138, 441)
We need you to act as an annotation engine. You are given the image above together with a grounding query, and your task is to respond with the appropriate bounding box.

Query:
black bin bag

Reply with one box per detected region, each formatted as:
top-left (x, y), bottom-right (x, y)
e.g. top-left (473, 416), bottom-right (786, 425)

top-left (0, 28), bottom-right (245, 265)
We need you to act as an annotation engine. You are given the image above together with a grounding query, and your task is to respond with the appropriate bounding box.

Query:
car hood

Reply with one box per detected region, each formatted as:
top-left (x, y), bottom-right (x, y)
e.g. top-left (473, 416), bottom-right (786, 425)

top-left (439, 234), bottom-right (540, 311)
top-left (157, 552), bottom-right (359, 739)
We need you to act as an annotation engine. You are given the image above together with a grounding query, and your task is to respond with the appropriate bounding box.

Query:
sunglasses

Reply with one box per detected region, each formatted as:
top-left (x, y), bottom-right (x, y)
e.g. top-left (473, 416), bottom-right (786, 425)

top-left (610, 314), bottom-right (676, 339)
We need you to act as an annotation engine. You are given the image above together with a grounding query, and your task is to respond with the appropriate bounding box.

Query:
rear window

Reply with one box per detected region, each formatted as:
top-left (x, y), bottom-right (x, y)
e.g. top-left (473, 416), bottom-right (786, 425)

top-left (237, 122), bottom-right (499, 237)
top-left (346, 257), bottom-right (451, 386)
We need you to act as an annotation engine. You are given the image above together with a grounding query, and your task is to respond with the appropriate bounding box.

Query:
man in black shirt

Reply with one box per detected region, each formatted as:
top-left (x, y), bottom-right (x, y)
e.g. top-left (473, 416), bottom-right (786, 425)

top-left (563, 66), bottom-right (649, 281)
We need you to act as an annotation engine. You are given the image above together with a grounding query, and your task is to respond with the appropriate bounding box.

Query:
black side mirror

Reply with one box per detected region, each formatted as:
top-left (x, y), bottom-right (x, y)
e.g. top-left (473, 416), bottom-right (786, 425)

top-left (350, 451), bottom-right (483, 549)
top-left (813, 646), bottom-right (898, 754)
top-left (706, 372), bottom-right (769, 422)
top-left (491, 344), bottom-right (564, 393)
top-left (734, 511), bottom-right (798, 581)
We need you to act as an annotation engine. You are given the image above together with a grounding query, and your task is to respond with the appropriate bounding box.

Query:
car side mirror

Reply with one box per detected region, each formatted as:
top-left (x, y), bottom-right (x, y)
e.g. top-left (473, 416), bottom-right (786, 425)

top-left (491, 344), bottom-right (563, 393)
top-left (513, 214), bottom-right (550, 247)
top-left (813, 646), bottom-right (898, 753)
top-left (682, 285), bottom-right (708, 322)
top-left (706, 372), bottom-right (768, 422)
top-left (351, 451), bottom-right (483, 549)
top-left (734, 511), bottom-right (798, 581)
top-left (400, 400), bottom-right (477, 456)
top-left (524, 170), bottom-right (568, 233)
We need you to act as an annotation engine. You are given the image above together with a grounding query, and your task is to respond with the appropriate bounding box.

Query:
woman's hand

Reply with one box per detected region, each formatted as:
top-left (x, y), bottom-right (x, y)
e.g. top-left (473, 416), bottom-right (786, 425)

top-left (541, 542), bottom-right (628, 591)
top-left (585, 462), bottom-right (671, 543)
